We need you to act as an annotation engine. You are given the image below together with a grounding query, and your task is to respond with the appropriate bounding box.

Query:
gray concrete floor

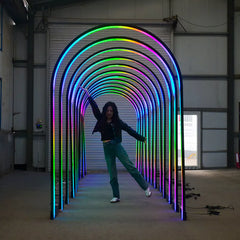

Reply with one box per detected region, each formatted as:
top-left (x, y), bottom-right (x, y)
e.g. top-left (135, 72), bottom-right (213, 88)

top-left (0, 169), bottom-right (240, 240)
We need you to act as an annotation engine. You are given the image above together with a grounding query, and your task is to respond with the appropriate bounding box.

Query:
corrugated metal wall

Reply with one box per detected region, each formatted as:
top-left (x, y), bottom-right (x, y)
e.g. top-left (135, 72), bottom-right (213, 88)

top-left (8, 0), bottom-right (239, 171)
top-left (173, 0), bottom-right (228, 167)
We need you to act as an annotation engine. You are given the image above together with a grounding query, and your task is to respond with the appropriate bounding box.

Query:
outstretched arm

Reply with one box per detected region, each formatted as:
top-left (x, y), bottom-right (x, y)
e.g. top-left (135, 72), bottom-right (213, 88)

top-left (80, 87), bottom-right (90, 97)
top-left (120, 120), bottom-right (146, 142)
top-left (80, 87), bottom-right (101, 120)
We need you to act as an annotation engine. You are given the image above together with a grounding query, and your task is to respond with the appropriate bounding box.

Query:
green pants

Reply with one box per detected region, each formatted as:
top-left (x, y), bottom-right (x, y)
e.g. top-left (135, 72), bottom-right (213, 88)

top-left (103, 140), bottom-right (148, 198)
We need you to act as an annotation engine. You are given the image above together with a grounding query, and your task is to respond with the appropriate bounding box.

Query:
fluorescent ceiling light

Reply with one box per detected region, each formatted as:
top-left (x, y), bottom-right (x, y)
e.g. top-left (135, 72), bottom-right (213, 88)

top-left (22, 0), bottom-right (29, 11)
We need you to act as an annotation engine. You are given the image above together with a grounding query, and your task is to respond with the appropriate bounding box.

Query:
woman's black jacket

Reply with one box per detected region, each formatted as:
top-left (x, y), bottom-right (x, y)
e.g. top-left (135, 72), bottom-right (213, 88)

top-left (88, 96), bottom-right (145, 143)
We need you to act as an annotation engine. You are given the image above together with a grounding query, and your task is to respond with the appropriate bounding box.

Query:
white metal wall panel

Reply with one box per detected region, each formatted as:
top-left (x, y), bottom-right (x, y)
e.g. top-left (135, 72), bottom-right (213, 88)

top-left (12, 28), bottom-right (27, 132)
top-left (173, 0), bottom-right (227, 33)
top-left (13, 27), bottom-right (27, 60)
top-left (174, 36), bottom-right (227, 75)
top-left (13, 67), bottom-right (27, 166)
top-left (135, 0), bottom-right (169, 19)
top-left (14, 138), bottom-right (27, 164)
top-left (202, 112), bottom-right (227, 129)
top-left (33, 68), bottom-right (46, 131)
top-left (183, 80), bottom-right (227, 108)
top-left (12, 24), bottom-right (28, 167)
top-left (200, 112), bottom-right (227, 168)
top-left (33, 137), bottom-right (46, 168)
top-left (0, 11), bottom-right (13, 170)
top-left (50, 1), bottom-right (110, 19)
top-left (1, 8), bottom-right (13, 131)
top-left (34, 33), bottom-right (46, 64)
top-left (202, 152), bottom-right (227, 168)
top-left (202, 130), bottom-right (227, 152)
top-left (50, 0), bottom-right (169, 20)
top-left (47, 23), bottom-right (172, 171)
top-left (13, 68), bottom-right (27, 130)
top-left (33, 68), bottom-right (46, 168)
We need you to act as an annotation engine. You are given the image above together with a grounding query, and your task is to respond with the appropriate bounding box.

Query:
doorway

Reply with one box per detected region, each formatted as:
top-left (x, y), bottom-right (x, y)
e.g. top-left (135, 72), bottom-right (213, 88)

top-left (178, 112), bottom-right (200, 168)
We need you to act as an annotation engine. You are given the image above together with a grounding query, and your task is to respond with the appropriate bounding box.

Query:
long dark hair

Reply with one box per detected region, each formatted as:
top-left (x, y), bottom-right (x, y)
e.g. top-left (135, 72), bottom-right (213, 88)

top-left (101, 101), bottom-right (120, 126)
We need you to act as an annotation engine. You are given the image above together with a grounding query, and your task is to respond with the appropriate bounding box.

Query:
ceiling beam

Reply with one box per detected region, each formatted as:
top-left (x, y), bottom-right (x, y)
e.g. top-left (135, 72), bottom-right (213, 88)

top-left (1, 0), bottom-right (28, 24)
top-left (30, 0), bottom-right (83, 10)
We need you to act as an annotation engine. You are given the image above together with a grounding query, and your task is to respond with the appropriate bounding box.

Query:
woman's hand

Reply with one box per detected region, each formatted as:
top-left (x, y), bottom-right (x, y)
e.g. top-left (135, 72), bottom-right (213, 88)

top-left (80, 87), bottom-right (90, 97)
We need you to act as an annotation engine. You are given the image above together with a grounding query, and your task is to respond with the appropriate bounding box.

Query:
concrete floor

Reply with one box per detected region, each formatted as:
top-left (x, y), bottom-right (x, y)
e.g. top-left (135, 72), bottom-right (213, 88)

top-left (0, 169), bottom-right (240, 240)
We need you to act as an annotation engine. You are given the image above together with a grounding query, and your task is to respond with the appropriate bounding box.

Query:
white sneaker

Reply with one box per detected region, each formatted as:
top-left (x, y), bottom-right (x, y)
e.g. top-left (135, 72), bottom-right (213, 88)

top-left (110, 197), bottom-right (120, 203)
top-left (145, 187), bottom-right (152, 197)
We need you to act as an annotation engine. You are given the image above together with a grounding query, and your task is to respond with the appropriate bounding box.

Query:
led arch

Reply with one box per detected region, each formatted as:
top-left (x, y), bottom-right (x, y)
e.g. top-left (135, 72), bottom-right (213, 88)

top-left (74, 67), bottom-right (158, 185)
top-left (66, 46), bottom-right (169, 195)
top-left (63, 40), bottom-right (175, 201)
top-left (50, 25), bottom-right (185, 220)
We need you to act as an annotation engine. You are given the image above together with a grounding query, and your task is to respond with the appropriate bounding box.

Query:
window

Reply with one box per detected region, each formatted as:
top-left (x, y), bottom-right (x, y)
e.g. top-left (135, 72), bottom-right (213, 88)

top-left (178, 112), bottom-right (200, 168)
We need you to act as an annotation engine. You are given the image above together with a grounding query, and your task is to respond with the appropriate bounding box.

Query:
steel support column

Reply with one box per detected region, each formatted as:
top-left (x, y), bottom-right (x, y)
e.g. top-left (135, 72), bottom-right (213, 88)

top-left (26, 12), bottom-right (34, 169)
top-left (227, 0), bottom-right (235, 167)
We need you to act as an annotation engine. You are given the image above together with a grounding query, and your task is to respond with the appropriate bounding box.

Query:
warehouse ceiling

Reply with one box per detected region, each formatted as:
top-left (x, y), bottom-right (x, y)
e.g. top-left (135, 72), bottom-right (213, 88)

top-left (1, 0), bottom-right (85, 24)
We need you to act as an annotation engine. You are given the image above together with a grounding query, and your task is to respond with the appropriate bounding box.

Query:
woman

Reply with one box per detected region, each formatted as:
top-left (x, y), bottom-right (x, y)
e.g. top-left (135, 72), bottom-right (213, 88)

top-left (82, 88), bottom-right (152, 203)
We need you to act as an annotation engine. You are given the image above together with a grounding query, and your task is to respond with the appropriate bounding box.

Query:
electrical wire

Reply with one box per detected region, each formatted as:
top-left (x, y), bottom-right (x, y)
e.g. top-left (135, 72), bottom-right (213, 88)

top-left (187, 206), bottom-right (206, 210)
top-left (177, 15), bottom-right (227, 28)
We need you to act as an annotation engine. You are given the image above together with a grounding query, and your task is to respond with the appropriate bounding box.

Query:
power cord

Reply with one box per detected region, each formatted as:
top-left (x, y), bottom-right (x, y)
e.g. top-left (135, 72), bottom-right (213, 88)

top-left (183, 182), bottom-right (234, 216)
top-left (205, 205), bottom-right (234, 211)
top-left (185, 193), bottom-right (200, 200)
top-left (207, 210), bottom-right (220, 216)
top-left (187, 205), bottom-right (234, 216)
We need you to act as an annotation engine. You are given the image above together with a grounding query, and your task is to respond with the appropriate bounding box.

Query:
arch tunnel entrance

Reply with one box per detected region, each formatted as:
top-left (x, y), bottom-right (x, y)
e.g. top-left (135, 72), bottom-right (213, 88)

top-left (50, 25), bottom-right (186, 220)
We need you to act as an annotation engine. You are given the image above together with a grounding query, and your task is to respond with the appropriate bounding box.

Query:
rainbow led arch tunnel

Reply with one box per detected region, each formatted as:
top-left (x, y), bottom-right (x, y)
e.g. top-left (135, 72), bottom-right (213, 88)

top-left (50, 25), bottom-right (186, 220)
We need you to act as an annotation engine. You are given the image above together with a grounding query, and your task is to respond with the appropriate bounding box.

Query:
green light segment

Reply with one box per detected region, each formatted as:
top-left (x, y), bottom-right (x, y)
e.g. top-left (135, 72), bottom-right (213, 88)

top-left (69, 37), bottom-right (173, 103)
top-left (89, 75), bottom-right (149, 108)
top-left (89, 81), bottom-right (147, 115)
top-left (74, 65), bottom-right (154, 110)
top-left (68, 47), bottom-right (168, 107)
